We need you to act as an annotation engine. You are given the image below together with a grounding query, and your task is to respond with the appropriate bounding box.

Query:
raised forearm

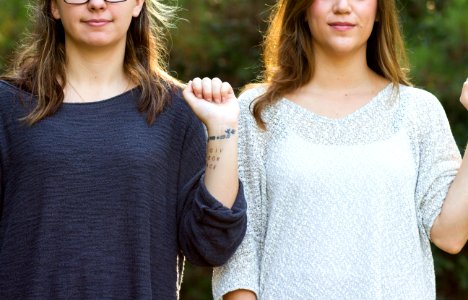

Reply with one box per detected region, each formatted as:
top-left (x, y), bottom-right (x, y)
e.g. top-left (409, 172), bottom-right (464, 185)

top-left (431, 145), bottom-right (468, 254)
top-left (204, 124), bottom-right (239, 209)
top-left (182, 77), bottom-right (240, 209)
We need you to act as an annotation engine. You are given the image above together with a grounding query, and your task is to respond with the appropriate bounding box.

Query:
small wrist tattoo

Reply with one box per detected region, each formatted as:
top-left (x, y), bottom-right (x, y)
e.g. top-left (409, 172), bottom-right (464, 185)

top-left (208, 128), bottom-right (236, 142)
top-left (206, 147), bottom-right (223, 170)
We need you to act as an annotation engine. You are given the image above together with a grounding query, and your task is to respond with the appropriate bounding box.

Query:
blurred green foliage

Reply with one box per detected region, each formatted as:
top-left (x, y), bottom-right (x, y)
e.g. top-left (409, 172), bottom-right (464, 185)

top-left (0, 0), bottom-right (466, 299)
top-left (168, 0), bottom-right (275, 90)
top-left (0, 0), bottom-right (29, 72)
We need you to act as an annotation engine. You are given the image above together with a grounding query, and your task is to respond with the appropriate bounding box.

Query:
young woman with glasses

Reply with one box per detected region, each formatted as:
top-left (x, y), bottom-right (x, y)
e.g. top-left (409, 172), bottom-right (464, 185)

top-left (0, 0), bottom-right (246, 298)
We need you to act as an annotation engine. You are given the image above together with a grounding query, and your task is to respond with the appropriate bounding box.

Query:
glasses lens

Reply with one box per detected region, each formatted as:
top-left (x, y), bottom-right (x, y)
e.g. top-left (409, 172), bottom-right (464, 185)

top-left (64, 0), bottom-right (88, 3)
top-left (64, 0), bottom-right (127, 3)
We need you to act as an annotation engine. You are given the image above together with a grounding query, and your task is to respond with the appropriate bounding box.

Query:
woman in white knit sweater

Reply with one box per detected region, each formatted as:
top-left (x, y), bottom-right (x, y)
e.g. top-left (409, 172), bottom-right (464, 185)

top-left (193, 0), bottom-right (468, 299)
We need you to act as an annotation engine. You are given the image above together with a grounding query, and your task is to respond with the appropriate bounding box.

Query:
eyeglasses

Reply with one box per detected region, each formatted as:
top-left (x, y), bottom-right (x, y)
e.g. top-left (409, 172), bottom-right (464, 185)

top-left (64, 0), bottom-right (127, 4)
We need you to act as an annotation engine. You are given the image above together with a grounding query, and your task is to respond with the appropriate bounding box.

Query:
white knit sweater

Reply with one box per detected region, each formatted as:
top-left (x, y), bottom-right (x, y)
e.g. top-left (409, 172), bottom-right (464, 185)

top-left (213, 84), bottom-right (461, 300)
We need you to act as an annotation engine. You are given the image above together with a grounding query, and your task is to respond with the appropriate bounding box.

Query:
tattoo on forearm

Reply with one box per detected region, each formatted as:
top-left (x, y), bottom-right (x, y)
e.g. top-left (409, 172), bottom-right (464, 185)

top-left (206, 147), bottom-right (223, 170)
top-left (205, 128), bottom-right (235, 170)
top-left (207, 128), bottom-right (236, 142)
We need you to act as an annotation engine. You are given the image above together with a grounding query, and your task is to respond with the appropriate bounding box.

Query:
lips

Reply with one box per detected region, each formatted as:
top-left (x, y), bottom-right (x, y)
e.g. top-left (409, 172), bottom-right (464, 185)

top-left (329, 22), bottom-right (355, 31)
top-left (84, 19), bottom-right (111, 27)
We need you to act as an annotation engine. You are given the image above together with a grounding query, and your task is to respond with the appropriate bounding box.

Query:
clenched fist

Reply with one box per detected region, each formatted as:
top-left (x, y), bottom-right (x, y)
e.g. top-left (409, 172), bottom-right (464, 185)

top-left (183, 77), bottom-right (239, 129)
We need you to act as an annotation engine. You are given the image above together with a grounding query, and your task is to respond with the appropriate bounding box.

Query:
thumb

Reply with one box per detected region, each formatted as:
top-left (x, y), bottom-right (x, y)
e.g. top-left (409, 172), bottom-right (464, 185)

top-left (182, 81), bottom-right (198, 106)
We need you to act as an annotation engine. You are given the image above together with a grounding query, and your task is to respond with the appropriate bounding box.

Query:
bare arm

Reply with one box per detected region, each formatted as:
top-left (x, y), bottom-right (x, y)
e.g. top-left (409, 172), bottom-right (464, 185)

top-left (183, 77), bottom-right (239, 208)
top-left (430, 80), bottom-right (468, 254)
top-left (431, 147), bottom-right (468, 254)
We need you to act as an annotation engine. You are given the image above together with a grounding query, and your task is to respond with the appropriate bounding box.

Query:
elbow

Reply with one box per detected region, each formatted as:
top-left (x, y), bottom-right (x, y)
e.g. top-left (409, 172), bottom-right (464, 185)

top-left (189, 246), bottom-right (236, 267)
top-left (449, 238), bottom-right (467, 254)
top-left (205, 254), bottom-right (231, 268)
top-left (210, 228), bottom-right (248, 267)
top-left (439, 243), bottom-right (465, 255)
top-left (186, 216), bottom-right (247, 267)
top-left (432, 236), bottom-right (467, 255)
top-left (430, 218), bottom-right (468, 254)
top-left (184, 248), bottom-right (230, 268)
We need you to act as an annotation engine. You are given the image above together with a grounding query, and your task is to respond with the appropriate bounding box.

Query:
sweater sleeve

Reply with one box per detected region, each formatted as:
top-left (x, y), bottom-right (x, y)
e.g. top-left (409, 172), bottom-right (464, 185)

top-left (0, 82), bottom-right (11, 218)
top-left (412, 90), bottom-right (462, 240)
top-left (212, 88), bottom-right (268, 300)
top-left (176, 106), bottom-right (247, 267)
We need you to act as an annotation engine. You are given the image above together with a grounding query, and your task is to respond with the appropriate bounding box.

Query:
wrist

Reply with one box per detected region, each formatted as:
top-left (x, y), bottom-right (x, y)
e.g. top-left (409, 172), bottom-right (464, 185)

top-left (206, 122), bottom-right (238, 133)
top-left (206, 125), bottom-right (238, 143)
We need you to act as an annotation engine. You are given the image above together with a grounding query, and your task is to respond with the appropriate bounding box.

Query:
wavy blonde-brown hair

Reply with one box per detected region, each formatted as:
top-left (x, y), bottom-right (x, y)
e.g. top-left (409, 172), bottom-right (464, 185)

top-left (253, 0), bottom-right (411, 130)
top-left (2, 0), bottom-right (180, 125)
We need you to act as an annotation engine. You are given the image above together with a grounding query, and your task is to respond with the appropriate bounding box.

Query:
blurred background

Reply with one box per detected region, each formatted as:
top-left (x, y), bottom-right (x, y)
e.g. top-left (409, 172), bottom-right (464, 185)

top-left (0, 0), bottom-right (467, 299)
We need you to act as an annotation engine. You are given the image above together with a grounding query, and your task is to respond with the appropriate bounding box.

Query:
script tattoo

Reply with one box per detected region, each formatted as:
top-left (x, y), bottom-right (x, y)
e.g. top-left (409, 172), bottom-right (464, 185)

top-left (206, 147), bottom-right (223, 170)
top-left (205, 128), bottom-right (236, 170)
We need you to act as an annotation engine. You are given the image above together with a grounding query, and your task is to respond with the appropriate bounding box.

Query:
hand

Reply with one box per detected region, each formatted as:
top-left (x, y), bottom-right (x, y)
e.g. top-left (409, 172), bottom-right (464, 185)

top-left (461, 79), bottom-right (468, 110)
top-left (183, 77), bottom-right (240, 129)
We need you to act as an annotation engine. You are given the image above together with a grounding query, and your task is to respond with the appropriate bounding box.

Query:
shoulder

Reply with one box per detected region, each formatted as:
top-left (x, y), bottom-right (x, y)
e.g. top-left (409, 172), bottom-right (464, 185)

top-left (238, 85), bottom-right (267, 112)
top-left (237, 87), bottom-right (266, 133)
top-left (164, 87), bottom-right (199, 124)
top-left (0, 80), bottom-right (23, 103)
top-left (398, 84), bottom-right (451, 133)
top-left (237, 84), bottom-right (292, 136)
top-left (0, 80), bottom-right (30, 121)
top-left (165, 87), bottom-right (205, 135)
top-left (237, 85), bottom-right (271, 124)
top-left (399, 85), bottom-right (445, 113)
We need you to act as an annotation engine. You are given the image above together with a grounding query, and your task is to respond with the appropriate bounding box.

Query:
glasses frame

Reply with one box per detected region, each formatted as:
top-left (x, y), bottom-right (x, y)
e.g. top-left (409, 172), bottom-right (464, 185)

top-left (63, 0), bottom-right (128, 4)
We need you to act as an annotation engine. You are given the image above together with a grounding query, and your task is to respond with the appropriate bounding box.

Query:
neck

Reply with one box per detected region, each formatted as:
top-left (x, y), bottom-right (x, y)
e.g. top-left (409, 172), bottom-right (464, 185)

top-left (309, 46), bottom-right (379, 91)
top-left (64, 40), bottom-right (131, 102)
top-left (65, 40), bottom-right (127, 87)
top-left (284, 47), bottom-right (390, 119)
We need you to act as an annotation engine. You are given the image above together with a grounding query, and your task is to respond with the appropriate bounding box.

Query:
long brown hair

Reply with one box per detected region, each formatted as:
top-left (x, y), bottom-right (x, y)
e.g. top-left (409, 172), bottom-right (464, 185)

top-left (253, 0), bottom-right (411, 130)
top-left (2, 0), bottom-right (180, 125)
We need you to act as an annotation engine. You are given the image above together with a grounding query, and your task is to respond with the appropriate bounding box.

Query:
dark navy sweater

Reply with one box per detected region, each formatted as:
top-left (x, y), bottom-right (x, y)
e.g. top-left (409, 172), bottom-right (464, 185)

top-left (0, 81), bottom-right (247, 299)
